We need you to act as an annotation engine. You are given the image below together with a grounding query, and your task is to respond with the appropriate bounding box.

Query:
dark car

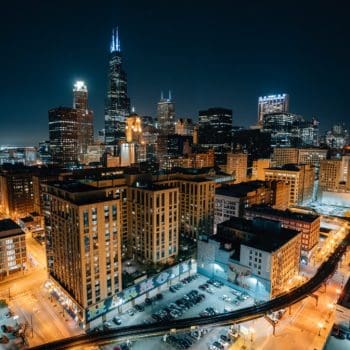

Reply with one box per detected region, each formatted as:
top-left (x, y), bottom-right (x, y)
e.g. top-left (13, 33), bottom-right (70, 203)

top-left (156, 293), bottom-right (163, 300)
top-left (144, 298), bottom-right (152, 305)
top-left (134, 304), bottom-right (144, 312)
top-left (113, 317), bottom-right (122, 325)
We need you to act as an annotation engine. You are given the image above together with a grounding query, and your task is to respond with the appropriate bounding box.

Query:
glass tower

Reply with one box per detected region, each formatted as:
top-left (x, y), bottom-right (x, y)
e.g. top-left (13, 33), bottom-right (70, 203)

top-left (104, 27), bottom-right (131, 145)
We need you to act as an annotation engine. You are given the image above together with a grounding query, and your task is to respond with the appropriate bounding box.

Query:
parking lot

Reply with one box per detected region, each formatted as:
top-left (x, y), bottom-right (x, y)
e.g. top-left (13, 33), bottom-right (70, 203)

top-left (100, 273), bottom-right (252, 350)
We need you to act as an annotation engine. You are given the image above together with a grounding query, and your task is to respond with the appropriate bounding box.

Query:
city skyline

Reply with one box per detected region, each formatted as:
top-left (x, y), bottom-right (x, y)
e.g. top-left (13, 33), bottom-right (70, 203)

top-left (1, 1), bottom-right (350, 145)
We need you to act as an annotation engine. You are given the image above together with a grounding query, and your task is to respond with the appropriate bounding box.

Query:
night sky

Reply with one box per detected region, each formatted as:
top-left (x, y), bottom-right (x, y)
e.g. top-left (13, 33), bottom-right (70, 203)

top-left (1, 0), bottom-right (349, 145)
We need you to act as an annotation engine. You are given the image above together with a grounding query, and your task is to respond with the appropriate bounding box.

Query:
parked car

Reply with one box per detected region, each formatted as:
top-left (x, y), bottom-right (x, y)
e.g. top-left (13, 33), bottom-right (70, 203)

top-left (103, 321), bottom-right (114, 330)
top-left (113, 317), bottom-right (122, 325)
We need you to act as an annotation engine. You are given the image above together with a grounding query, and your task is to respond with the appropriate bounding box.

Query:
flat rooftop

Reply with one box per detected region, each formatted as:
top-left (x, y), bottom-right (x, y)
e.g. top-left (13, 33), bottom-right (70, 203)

top-left (216, 181), bottom-right (268, 197)
top-left (0, 219), bottom-right (23, 239)
top-left (48, 181), bottom-right (98, 193)
top-left (247, 204), bottom-right (320, 223)
top-left (218, 216), bottom-right (300, 253)
top-left (266, 164), bottom-right (303, 172)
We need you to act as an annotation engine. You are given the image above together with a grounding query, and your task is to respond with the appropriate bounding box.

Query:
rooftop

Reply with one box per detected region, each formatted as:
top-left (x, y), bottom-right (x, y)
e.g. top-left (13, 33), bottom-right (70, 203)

top-left (216, 181), bottom-right (268, 197)
top-left (246, 204), bottom-right (320, 223)
top-left (0, 219), bottom-right (23, 239)
top-left (48, 181), bottom-right (98, 193)
top-left (266, 164), bottom-right (304, 172)
top-left (217, 217), bottom-right (300, 253)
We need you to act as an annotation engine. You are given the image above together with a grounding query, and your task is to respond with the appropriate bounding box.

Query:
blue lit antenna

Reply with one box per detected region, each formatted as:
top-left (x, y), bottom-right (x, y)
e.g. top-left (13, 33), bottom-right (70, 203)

top-left (110, 27), bottom-right (121, 53)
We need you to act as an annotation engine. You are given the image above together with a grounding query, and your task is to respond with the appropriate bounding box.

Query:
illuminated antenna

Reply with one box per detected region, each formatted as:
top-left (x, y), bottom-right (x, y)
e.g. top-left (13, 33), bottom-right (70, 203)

top-left (110, 27), bottom-right (121, 52)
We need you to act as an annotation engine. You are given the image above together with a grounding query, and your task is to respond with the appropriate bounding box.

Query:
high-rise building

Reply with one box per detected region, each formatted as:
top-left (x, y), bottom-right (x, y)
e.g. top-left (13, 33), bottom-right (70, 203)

top-left (49, 82), bottom-right (94, 167)
top-left (128, 183), bottom-right (179, 264)
top-left (105, 27), bottom-right (131, 144)
top-left (42, 181), bottom-right (123, 325)
top-left (226, 152), bottom-right (248, 183)
top-left (264, 164), bottom-right (315, 205)
top-left (198, 107), bottom-right (232, 147)
top-left (157, 177), bottom-right (215, 240)
top-left (73, 81), bottom-right (94, 158)
top-left (157, 91), bottom-right (175, 135)
top-left (49, 107), bottom-right (79, 166)
top-left (258, 94), bottom-right (289, 125)
top-left (0, 219), bottom-right (26, 280)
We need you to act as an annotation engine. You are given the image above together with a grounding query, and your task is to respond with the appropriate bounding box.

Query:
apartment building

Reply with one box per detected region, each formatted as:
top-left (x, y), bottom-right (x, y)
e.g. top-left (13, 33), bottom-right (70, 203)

top-left (128, 183), bottom-right (179, 263)
top-left (42, 181), bottom-right (123, 325)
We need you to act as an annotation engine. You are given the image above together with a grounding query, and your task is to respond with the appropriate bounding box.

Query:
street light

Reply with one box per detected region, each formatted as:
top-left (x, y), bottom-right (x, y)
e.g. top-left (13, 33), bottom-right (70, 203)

top-left (318, 322), bottom-right (323, 336)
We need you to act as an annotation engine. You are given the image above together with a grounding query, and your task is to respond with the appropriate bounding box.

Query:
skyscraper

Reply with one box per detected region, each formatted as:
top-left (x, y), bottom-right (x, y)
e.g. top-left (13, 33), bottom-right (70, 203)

top-left (49, 81), bottom-right (94, 167)
top-left (104, 27), bottom-right (131, 145)
top-left (258, 94), bottom-right (289, 125)
top-left (157, 91), bottom-right (175, 135)
top-left (73, 81), bottom-right (94, 158)
top-left (198, 107), bottom-right (232, 146)
top-left (156, 91), bottom-right (175, 165)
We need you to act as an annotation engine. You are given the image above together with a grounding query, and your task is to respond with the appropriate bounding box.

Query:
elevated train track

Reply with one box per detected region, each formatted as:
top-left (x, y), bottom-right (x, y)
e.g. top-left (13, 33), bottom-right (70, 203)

top-left (31, 231), bottom-right (349, 350)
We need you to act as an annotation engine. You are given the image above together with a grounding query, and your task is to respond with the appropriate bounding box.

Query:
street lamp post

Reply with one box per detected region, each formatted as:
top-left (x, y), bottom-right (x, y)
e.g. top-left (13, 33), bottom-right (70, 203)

top-left (318, 322), bottom-right (323, 336)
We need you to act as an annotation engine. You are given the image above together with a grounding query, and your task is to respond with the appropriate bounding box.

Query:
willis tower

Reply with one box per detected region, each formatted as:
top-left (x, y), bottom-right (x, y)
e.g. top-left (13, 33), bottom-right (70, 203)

top-left (104, 27), bottom-right (131, 145)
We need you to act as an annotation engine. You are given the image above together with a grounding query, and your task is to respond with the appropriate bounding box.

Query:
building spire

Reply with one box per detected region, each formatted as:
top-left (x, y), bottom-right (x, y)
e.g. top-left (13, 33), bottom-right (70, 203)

top-left (168, 90), bottom-right (172, 101)
top-left (110, 27), bottom-right (121, 53)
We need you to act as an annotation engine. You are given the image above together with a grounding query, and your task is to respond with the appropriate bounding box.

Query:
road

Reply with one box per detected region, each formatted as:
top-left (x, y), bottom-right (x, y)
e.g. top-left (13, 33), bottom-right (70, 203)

top-left (30, 230), bottom-right (349, 350)
top-left (0, 231), bottom-right (82, 349)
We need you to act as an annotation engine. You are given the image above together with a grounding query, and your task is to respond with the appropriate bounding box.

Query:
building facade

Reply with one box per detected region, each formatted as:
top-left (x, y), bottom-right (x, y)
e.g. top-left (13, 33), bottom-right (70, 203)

top-left (264, 164), bottom-right (314, 205)
top-left (198, 107), bottom-right (232, 146)
top-left (128, 183), bottom-right (179, 264)
top-left (226, 152), bottom-right (248, 183)
top-left (214, 181), bottom-right (274, 231)
top-left (0, 165), bottom-right (35, 217)
top-left (42, 181), bottom-right (123, 325)
top-left (198, 217), bottom-right (301, 300)
top-left (258, 94), bottom-right (289, 125)
top-left (0, 219), bottom-right (26, 280)
top-left (245, 204), bottom-right (320, 260)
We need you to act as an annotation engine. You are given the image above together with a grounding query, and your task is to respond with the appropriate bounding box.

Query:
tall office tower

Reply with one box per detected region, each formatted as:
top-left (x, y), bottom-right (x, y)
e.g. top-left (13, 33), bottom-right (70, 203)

top-left (157, 91), bottom-right (175, 135)
top-left (105, 27), bottom-right (131, 145)
top-left (42, 181), bottom-right (123, 326)
top-left (49, 82), bottom-right (94, 167)
top-left (73, 80), bottom-right (88, 110)
top-left (128, 183), bottom-right (179, 264)
top-left (318, 159), bottom-right (342, 194)
top-left (198, 107), bottom-right (232, 146)
top-left (73, 81), bottom-right (94, 158)
top-left (264, 164), bottom-right (314, 205)
top-left (258, 94), bottom-right (289, 125)
top-left (226, 152), bottom-right (248, 183)
top-left (49, 107), bottom-right (79, 166)
top-left (156, 91), bottom-right (176, 166)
